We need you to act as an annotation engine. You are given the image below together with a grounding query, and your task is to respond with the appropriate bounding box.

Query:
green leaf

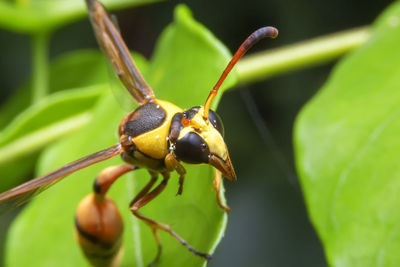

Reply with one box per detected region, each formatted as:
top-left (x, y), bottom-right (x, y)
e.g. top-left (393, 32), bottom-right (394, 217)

top-left (0, 0), bottom-right (163, 34)
top-left (0, 86), bottom-right (103, 192)
top-left (0, 50), bottom-right (107, 129)
top-left (0, 85), bottom-right (31, 130)
top-left (48, 49), bottom-right (149, 92)
top-left (0, 49), bottom-right (113, 185)
top-left (0, 49), bottom-right (147, 128)
top-left (6, 5), bottom-right (235, 267)
top-left (294, 2), bottom-right (400, 266)
top-left (48, 50), bottom-right (110, 91)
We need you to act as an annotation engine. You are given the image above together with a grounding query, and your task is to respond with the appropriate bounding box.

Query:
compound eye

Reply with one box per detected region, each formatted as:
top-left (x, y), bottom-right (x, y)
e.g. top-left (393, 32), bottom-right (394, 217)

top-left (174, 132), bottom-right (209, 164)
top-left (208, 110), bottom-right (225, 137)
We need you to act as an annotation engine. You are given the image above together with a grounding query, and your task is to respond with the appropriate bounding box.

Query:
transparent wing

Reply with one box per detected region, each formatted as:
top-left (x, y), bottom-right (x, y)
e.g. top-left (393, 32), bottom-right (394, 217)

top-left (0, 144), bottom-right (122, 214)
top-left (106, 50), bottom-right (140, 111)
top-left (86, 0), bottom-right (154, 105)
top-left (107, 14), bottom-right (139, 111)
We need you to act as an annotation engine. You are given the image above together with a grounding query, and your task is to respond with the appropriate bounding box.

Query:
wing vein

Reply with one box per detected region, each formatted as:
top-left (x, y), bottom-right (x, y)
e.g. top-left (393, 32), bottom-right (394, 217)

top-left (0, 144), bottom-right (122, 213)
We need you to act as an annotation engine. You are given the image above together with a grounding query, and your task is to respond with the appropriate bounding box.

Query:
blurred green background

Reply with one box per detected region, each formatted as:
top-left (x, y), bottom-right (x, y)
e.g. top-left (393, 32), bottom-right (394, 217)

top-left (0, 0), bottom-right (393, 266)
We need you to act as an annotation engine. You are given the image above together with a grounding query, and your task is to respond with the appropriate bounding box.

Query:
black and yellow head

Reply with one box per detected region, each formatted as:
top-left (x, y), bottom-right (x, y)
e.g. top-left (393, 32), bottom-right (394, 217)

top-left (170, 106), bottom-right (236, 181)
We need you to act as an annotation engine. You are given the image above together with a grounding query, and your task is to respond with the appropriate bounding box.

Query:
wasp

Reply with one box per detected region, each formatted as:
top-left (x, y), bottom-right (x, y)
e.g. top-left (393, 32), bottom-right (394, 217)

top-left (0, 0), bottom-right (278, 265)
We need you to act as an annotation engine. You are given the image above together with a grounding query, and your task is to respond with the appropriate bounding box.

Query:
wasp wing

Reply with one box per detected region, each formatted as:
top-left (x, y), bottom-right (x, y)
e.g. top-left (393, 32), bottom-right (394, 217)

top-left (86, 0), bottom-right (154, 105)
top-left (0, 144), bottom-right (122, 214)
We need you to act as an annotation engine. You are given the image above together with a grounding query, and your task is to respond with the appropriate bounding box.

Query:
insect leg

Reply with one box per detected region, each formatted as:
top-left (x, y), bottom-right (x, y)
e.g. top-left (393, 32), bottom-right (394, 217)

top-left (165, 153), bottom-right (186, 195)
top-left (75, 164), bottom-right (136, 267)
top-left (177, 174), bottom-right (185, 196)
top-left (213, 170), bottom-right (231, 213)
top-left (129, 171), bottom-right (211, 264)
top-left (129, 170), bottom-right (158, 206)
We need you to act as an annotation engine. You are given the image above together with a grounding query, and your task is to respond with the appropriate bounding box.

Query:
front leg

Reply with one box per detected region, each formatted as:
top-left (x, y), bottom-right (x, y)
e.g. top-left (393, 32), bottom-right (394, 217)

top-left (213, 170), bottom-right (231, 212)
top-left (165, 153), bottom-right (186, 195)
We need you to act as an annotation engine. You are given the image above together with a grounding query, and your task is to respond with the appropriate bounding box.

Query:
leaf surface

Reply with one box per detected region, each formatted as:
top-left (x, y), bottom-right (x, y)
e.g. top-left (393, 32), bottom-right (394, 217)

top-left (294, 2), bottom-right (400, 266)
top-left (0, 86), bottom-right (103, 192)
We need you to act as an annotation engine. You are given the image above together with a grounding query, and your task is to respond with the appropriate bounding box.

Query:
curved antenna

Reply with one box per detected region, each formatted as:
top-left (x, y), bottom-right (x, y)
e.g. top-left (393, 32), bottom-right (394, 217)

top-left (203, 26), bottom-right (279, 119)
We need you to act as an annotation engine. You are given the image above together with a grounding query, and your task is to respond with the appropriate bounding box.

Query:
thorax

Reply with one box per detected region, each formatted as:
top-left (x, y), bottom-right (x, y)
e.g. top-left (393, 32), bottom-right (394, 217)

top-left (119, 99), bottom-right (183, 166)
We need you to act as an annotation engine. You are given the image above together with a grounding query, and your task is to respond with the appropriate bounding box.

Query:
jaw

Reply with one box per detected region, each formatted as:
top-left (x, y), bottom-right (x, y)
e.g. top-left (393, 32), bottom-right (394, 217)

top-left (209, 153), bottom-right (236, 181)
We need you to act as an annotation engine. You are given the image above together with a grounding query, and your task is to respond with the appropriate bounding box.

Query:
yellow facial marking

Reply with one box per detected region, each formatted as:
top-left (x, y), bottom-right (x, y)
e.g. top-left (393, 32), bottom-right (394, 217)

top-left (178, 107), bottom-right (228, 161)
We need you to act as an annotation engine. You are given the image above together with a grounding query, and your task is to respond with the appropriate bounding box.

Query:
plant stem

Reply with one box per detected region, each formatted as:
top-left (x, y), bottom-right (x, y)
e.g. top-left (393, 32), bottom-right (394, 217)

top-left (32, 32), bottom-right (50, 104)
top-left (236, 26), bottom-right (370, 83)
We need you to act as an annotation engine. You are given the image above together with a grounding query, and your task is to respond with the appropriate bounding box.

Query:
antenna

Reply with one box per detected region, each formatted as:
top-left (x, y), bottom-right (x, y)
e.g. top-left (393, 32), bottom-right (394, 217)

top-left (203, 26), bottom-right (278, 119)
